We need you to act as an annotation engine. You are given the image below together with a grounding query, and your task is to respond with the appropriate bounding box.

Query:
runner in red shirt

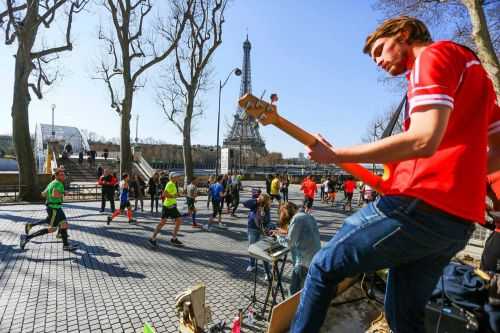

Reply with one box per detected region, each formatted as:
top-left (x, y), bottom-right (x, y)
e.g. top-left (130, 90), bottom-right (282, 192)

top-left (291, 16), bottom-right (499, 333)
top-left (300, 175), bottom-right (317, 213)
top-left (343, 177), bottom-right (356, 212)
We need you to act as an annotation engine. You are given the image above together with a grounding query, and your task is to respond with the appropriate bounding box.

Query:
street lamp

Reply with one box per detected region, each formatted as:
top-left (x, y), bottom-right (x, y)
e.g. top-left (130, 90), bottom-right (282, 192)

top-left (216, 67), bottom-right (242, 178)
top-left (51, 104), bottom-right (56, 139)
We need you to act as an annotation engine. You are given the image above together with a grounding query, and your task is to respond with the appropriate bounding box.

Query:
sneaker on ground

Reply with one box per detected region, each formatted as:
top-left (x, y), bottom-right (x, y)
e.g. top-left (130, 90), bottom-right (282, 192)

top-left (202, 224), bottom-right (211, 231)
top-left (170, 238), bottom-right (183, 246)
top-left (148, 239), bottom-right (158, 248)
top-left (217, 223), bottom-right (227, 229)
top-left (20, 234), bottom-right (27, 250)
top-left (106, 216), bottom-right (111, 225)
top-left (246, 265), bottom-right (256, 272)
top-left (63, 244), bottom-right (78, 252)
top-left (191, 223), bottom-right (201, 228)
top-left (24, 223), bottom-right (32, 235)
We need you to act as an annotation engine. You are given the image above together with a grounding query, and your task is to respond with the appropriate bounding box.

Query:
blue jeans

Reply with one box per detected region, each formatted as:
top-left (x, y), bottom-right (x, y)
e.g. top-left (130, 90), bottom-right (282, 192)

top-left (291, 195), bottom-right (474, 333)
top-left (248, 228), bottom-right (271, 277)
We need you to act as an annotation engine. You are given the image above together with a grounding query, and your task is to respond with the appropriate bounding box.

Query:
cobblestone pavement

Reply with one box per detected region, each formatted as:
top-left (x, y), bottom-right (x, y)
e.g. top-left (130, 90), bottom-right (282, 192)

top-left (0, 183), bottom-right (353, 333)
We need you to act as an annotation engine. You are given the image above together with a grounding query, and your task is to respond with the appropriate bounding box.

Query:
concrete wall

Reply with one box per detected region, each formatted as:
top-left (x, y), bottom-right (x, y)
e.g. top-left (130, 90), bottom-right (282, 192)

top-left (0, 172), bottom-right (52, 188)
top-left (89, 142), bottom-right (217, 167)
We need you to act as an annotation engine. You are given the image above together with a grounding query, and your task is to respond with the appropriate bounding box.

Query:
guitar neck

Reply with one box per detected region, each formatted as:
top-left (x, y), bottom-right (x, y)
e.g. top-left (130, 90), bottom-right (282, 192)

top-left (274, 115), bottom-right (387, 193)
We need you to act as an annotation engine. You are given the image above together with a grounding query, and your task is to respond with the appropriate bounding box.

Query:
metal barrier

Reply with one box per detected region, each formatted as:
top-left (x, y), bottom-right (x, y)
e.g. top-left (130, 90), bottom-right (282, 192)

top-left (0, 185), bottom-right (25, 202)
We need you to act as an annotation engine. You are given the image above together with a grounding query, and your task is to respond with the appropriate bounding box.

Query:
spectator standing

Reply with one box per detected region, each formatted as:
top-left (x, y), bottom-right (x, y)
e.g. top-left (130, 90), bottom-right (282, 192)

top-left (148, 172), bottom-right (160, 214)
top-left (103, 148), bottom-right (109, 161)
top-left (98, 169), bottom-right (117, 213)
top-left (97, 165), bottom-right (104, 179)
top-left (243, 193), bottom-right (271, 279)
top-left (132, 174), bottom-right (145, 211)
top-left (78, 151), bottom-right (83, 165)
top-left (265, 174), bottom-right (272, 195)
top-left (280, 174), bottom-right (290, 202)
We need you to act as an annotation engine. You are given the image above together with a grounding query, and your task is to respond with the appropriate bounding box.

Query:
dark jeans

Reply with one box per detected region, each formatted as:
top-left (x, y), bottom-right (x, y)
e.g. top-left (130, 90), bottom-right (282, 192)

top-left (101, 190), bottom-right (115, 212)
top-left (232, 194), bottom-right (240, 215)
top-left (150, 195), bottom-right (159, 213)
top-left (281, 188), bottom-right (288, 202)
top-left (291, 195), bottom-right (474, 333)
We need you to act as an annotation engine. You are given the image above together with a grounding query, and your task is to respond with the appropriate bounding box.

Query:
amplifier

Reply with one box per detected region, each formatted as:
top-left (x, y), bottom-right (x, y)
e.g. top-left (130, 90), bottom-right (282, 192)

top-left (425, 300), bottom-right (480, 333)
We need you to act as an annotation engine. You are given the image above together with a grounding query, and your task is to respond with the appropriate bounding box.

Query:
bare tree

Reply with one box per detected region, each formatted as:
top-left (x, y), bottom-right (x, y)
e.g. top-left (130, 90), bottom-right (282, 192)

top-left (0, 0), bottom-right (88, 201)
top-left (362, 100), bottom-right (405, 143)
top-left (159, 0), bottom-right (227, 183)
top-left (373, 0), bottom-right (499, 96)
top-left (95, 0), bottom-right (192, 176)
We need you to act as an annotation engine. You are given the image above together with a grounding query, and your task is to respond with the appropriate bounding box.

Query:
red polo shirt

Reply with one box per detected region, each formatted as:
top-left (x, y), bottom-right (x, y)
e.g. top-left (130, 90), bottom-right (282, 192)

top-left (384, 41), bottom-right (499, 223)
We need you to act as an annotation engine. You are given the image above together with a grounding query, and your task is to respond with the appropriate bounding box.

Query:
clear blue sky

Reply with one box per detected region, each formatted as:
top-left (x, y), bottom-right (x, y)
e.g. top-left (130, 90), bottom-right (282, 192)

top-left (0, 1), bottom-right (408, 157)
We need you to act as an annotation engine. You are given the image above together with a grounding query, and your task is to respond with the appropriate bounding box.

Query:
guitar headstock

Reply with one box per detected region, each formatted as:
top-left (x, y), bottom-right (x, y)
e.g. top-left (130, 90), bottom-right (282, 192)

top-left (238, 93), bottom-right (279, 126)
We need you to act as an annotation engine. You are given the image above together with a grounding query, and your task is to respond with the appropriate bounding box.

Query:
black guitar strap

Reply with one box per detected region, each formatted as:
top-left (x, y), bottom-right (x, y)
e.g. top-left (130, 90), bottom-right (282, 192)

top-left (381, 93), bottom-right (407, 139)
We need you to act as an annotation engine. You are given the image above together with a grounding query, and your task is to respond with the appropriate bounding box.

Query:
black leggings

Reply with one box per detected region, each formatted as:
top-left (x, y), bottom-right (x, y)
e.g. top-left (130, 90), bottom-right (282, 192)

top-left (150, 196), bottom-right (159, 212)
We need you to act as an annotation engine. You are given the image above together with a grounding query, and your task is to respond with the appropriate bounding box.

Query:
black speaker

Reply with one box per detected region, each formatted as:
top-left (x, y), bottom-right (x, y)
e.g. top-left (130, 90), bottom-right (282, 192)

top-left (425, 300), bottom-right (481, 333)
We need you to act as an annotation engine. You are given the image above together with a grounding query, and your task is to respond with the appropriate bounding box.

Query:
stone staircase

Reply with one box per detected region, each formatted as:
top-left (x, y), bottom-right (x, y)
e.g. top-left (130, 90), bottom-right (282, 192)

top-left (58, 158), bottom-right (118, 183)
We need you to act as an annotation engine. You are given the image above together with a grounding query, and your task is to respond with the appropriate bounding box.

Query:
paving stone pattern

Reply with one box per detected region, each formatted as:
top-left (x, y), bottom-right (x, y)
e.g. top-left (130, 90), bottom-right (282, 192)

top-left (0, 183), bottom-right (352, 332)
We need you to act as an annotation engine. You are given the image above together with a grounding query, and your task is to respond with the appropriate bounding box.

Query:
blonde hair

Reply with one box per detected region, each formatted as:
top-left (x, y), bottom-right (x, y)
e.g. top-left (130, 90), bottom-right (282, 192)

top-left (279, 201), bottom-right (298, 228)
top-left (258, 193), bottom-right (271, 209)
top-left (363, 16), bottom-right (432, 55)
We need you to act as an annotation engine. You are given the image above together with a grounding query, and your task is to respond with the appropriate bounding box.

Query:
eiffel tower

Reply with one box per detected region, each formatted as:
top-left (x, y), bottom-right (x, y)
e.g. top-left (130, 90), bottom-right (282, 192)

top-left (223, 36), bottom-right (267, 158)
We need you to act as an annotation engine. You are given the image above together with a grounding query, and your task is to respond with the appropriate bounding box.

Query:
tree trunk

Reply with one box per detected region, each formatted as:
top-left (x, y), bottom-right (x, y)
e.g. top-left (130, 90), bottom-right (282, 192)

top-left (182, 103), bottom-right (194, 184)
top-left (11, 4), bottom-right (41, 202)
top-left (120, 92), bottom-right (133, 176)
top-left (12, 52), bottom-right (40, 201)
top-left (462, 0), bottom-right (500, 97)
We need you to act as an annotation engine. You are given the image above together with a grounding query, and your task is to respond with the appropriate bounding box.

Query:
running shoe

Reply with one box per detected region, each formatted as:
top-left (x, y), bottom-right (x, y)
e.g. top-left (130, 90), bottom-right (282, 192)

top-left (106, 216), bottom-right (111, 225)
top-left (24, 223), bottom-right (32, 235)
top-left (148, 239), bottom-right (158, 249)
top-left (20, 234), bottom-right (27, 250)
top-left (170, 238), bottom-right (183, 246)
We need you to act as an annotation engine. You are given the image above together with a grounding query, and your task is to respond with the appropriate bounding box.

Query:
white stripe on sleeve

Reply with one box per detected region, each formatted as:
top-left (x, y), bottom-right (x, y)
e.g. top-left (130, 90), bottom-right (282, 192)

top-left (409, 99), bottom-right (453, 113)
top-left (410, 94), bottom-right (454, 103)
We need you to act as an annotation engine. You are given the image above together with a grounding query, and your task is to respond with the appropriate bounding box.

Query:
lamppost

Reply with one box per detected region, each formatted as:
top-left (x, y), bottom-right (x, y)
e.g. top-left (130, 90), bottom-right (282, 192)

top-left (216, 67), bottom-right (242, 178)
top-left (51, 104), bottom-right (56, 139)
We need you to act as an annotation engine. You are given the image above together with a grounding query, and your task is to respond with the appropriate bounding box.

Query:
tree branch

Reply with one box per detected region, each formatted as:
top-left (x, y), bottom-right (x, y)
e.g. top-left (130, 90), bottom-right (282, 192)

top-left (131, 0), bottom-right (193, 84)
